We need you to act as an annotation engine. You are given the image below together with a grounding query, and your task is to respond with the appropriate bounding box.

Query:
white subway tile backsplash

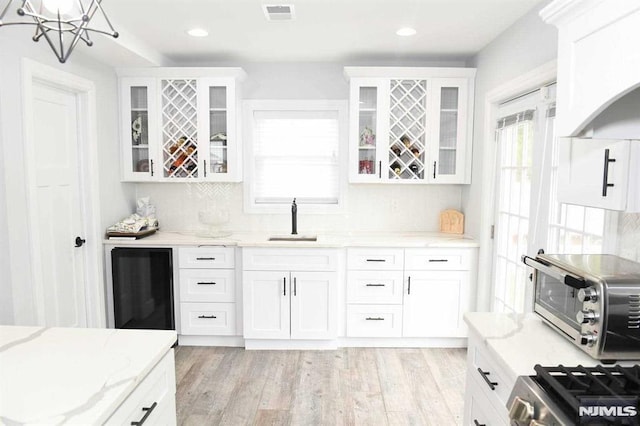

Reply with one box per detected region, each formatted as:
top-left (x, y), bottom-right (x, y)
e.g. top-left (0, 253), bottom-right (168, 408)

top-left (134, 183), bottom-right (464, 234)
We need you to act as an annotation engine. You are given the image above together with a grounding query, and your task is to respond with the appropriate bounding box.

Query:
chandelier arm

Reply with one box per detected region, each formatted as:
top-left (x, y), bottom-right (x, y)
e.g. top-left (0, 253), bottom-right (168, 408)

top-left (0, 0), bottom-right (14, 21)
top-left (36, 21), bottom-right (64, 62)
top-left (61, 28), bottom-right (86, 62)
top-left (93, 0), bottom-right (116, 35)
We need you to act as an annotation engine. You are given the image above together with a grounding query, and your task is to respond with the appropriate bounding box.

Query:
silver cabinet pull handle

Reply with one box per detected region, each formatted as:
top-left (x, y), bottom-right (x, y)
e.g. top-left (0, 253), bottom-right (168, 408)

top-left (366, 259), bottom-right (386, 262)
top-left (198, 315), bottom-right (217, 319)
top-left (196, 257), bottom-right (216, 260)
top-left (365, 283), bottom-right (385, 287)
top-left (407, 276), bottom-right (411, 294)
top-left (365, 317), bottom-right (384, 321)
top-left (197, 282), bottom-right (216, 285)
top-left (283, 277), bottom-right (286, 296)
top-left (428, 259), bottom-right (448, 262)
top-left (294, 276), bottom-right (297, 296)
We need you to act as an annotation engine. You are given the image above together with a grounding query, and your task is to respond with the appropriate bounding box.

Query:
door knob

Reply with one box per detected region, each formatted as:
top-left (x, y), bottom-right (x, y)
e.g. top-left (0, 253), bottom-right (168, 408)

top-left (75, 236), bottom-right (86, 247)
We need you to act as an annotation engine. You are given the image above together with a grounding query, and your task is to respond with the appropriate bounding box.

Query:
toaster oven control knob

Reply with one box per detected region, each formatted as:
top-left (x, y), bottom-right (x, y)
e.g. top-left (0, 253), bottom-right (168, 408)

top-left (577, 287), bottom-right (598, 303)
top-left (577, 309), bottom-right (598, 325)
top-left (580, 333), bottom-right (597, 347)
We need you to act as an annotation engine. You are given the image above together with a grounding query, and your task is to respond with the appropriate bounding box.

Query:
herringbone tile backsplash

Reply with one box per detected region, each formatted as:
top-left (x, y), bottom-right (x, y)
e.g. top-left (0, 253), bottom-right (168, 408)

top-left (618, 213), bottom-right (640, 262)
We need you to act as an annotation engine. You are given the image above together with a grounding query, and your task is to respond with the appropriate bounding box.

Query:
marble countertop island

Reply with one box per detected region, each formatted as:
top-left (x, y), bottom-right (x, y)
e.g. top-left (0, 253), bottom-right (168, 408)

top-left (0, 326), bottom-right (177, 425)
top-left (103, 230), bottom-right (479, 248)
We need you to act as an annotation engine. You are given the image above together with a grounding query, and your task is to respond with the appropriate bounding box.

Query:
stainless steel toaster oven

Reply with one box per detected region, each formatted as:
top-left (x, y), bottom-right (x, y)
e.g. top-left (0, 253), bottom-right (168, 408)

top-left (522, 251), bottom-right (640, 362)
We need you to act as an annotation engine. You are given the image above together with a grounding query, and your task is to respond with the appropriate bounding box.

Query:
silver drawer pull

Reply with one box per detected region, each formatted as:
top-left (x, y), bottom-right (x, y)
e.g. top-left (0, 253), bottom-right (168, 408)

top-left (365, 283), bottom-right (386, 287)
top-left (196, 257), bottom-right (216, 260)
top-left (198, 315), bottom-right (217, 319)
top-left (365, 317), bottom-right (385, 321)
top-left (428, 259), bottom-right (448, 262)
top-left (197, 282), bottom-right (216, 285)
top-left (366, 259), bottom-right (386, 262)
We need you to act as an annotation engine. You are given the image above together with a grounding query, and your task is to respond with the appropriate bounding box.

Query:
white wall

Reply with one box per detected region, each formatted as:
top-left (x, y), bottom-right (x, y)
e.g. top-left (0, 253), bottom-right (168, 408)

top-left (0, 30), bottom-right (133, 325)
top-left (134, 60), bottom-right (469, 234)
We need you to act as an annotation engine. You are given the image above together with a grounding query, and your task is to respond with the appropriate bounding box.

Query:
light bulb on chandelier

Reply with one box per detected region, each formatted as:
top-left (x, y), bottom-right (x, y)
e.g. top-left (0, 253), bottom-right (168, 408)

top-left (0, 0), bottom-right (118, 63)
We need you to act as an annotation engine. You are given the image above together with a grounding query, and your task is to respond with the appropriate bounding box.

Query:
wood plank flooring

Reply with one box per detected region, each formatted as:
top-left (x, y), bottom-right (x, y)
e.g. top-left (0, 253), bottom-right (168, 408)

top-left (174, 346), bottom-right (467, 426)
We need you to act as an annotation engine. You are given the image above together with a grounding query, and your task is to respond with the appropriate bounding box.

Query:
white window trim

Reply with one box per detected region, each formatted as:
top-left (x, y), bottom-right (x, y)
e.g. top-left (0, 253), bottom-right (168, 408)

top-left (242, 99), bottom-right (349, 214)
top-left (475, 60), bottom-right (557, 312)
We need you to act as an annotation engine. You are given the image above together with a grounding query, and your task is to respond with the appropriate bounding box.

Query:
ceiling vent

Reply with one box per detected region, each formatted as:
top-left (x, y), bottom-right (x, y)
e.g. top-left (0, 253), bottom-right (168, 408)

top-left (262, 4), bottom-right (295, 21)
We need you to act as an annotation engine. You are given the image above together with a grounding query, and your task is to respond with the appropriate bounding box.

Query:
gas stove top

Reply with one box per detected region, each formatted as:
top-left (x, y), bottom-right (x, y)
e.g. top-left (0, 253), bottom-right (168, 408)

top-left (509, 364), bottom-right (640, 425)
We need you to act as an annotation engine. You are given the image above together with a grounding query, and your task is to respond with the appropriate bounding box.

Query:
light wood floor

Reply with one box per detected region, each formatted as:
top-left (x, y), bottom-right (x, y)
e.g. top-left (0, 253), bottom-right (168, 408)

top-left (174, 346), bottom-right (467, 426)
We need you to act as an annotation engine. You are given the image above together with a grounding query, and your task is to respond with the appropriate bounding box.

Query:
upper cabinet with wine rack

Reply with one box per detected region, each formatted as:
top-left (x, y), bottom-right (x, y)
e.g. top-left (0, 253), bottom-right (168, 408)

top-left (118, 68), bottom-right (246, 182)
top-left (345, 67), bottom-right (476, 184)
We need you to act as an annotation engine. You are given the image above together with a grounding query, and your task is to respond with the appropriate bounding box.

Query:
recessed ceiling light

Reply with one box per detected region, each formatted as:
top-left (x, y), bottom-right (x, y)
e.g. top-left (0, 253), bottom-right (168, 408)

top-left (396, 27), bottom-right (417, 37)
top-left (187, 28), bottom-right (209, 37)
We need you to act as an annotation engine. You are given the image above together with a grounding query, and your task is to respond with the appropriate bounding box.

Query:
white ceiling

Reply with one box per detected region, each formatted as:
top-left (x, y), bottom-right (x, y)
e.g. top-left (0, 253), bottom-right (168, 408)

top-left (93, 0), bottom-right (543, 66)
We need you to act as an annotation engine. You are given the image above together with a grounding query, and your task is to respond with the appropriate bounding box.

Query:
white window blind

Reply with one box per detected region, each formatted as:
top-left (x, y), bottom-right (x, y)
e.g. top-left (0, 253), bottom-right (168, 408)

top-left (253, 110), bottom-right (340, 204)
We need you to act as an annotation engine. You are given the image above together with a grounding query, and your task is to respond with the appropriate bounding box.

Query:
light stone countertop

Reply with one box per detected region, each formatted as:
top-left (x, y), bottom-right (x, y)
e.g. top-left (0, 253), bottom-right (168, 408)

top-left (103, 230), bottom-right (479, 248)
top-left (463, 312), bottom-right (639, 384)
top-left (0, 326), bottom-right (177, 425)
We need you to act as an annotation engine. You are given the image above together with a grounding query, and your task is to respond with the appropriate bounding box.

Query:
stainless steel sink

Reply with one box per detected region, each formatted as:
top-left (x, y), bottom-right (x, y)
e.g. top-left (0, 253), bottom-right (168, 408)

top-left (268, 235), bottom-right (317, 242)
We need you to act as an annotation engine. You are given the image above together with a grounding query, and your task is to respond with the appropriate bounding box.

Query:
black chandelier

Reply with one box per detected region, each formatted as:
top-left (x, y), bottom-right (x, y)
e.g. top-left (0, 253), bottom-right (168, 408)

top-left (0, 0), bottom-right (118, 63)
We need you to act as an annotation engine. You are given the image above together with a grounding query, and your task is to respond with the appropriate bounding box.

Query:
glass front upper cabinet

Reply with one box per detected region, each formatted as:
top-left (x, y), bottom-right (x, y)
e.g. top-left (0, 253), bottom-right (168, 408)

top-left (431, 78), bottom-right (469, 183)
top-left (120, 78), bottom-right (158, 181)
top-left (357, 86), bottom-right (379, 177)
top-left (206, 85), bottom-right (229, 177)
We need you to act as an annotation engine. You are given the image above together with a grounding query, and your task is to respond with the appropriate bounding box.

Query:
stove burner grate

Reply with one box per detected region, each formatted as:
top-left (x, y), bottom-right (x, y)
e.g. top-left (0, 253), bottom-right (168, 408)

top-left (533, 364), bottom-right (640, 424)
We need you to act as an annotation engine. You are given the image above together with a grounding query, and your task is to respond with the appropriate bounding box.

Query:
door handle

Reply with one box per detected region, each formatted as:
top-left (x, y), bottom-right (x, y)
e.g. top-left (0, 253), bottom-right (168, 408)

top-left (75, 236), bottom-right (86, 247)
top-left (294, 276), bottom-right (297, 296)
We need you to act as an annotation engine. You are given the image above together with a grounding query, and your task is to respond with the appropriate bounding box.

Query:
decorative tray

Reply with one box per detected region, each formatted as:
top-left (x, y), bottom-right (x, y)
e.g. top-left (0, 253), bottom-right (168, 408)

top-left (106, 228), bottom-right (157, 239)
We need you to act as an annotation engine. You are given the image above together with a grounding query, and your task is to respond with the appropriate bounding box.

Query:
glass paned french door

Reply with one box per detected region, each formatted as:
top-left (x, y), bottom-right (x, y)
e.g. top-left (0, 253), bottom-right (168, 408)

top-left (492, 116), bottom-right (534, 313)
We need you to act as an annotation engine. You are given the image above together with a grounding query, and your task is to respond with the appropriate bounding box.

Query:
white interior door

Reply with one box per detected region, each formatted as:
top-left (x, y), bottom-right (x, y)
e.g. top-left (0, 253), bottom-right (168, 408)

top-left (29, 82), bottom-right (87, 327)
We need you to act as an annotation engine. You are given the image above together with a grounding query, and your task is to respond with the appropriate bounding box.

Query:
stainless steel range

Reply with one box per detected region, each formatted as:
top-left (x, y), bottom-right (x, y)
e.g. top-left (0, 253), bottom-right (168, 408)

top-left (522, 252), bottom-right (640, 362)
top-left (508, 364), bottom-right (640, 425)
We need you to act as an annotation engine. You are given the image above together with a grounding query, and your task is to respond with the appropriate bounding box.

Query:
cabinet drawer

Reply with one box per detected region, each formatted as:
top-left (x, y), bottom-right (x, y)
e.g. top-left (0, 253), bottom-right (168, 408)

top-left (405, 248), bottom-right (472, 270)
top-left (106, 349), bottom-right (176, 425)
top-left (347, 248), bottom-right (404, 270)
top-left (464, 367), bottom-right (509, 426)
top-left (178, 247), bottom-right (235, 269)
top-left (470, 342), bottom-right (512, 407)
top-left (180, 302), bottom-right (236, 335)
top-left (243, 248), bottom-right (337, 271)
top-left (179, 269), bottom-right (235, 302)
top-left (346, 305), bottom-right (403, 337)
top-left (346, 270), bottom-right (404, 304)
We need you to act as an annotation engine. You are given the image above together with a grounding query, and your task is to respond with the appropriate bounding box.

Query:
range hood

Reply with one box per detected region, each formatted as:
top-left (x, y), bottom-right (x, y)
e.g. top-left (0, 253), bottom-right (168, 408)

top-left (541, 0), bottom-right (640, 137)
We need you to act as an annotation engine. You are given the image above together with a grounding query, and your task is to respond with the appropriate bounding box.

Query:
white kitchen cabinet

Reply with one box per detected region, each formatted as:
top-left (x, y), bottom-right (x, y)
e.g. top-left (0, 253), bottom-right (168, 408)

top-left (346, 247), bottom-right (476, 339)
top-left (402, 270), bottom-right (469, 337)
top-left (462, 331), bottom-right (513, 425)
top-left (345, 67), bottom-right (475, 184)
top-left (106, 349), bottom-right (177, 425)
top-left (177, 246), bottom-right (238, 337)
top-left (118, 68), bottom-right (246, 182)
top-left (557, 138), bottom-right (640, 211)
top-left (346, 248), bottom-right (405, 337)
top-left (242, 249), bottom-right (338, 341)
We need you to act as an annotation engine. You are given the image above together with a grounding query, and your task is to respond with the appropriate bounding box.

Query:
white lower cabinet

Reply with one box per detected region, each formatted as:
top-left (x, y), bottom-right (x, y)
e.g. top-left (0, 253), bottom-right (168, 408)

top-left (347, 247), bottom-right (475, 339)
top-left (106, 349), bottom-right (176, 425)
top-left (463, 332), bottom-right (512, 425)
top-left (242, 249), bottom-right (338, 340)
top-left (177, 247), bottom-right (237, 337)
top-left (403, 270), bottom-right (469, 337)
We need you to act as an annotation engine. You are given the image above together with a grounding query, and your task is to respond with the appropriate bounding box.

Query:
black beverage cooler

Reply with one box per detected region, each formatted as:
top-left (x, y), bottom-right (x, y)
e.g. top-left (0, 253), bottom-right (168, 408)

top-left (111, 247), bottom-right (175, 330)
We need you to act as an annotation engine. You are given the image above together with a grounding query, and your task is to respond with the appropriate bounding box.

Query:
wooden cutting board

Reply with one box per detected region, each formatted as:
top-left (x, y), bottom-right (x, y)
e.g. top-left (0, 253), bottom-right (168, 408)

top-left (440, 210), bottom-right (464, 234)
